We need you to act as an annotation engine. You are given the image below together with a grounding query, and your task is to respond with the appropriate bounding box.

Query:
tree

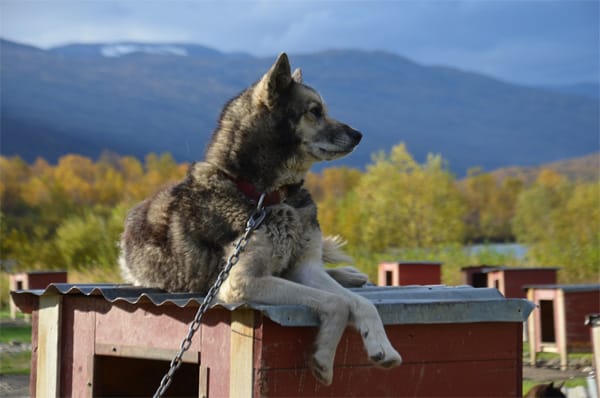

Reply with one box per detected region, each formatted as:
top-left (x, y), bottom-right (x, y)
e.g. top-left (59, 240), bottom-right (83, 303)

top-left (513, 170), bottom-right (598, 283)
top-left (356, 143), bottom-right (465, 251)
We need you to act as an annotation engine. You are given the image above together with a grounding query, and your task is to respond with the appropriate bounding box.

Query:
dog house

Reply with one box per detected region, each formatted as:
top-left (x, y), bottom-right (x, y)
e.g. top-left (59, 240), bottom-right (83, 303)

top-left (12, 283), bottom-right (533, 397)
top-left (461, 266), bottom-right (559, 298)
top-left (8, 270), bottom-right (67, 319)
top-left (377, 262), bottom-right (442, 286)
top-left (526, 284), bottom-right (600, 370)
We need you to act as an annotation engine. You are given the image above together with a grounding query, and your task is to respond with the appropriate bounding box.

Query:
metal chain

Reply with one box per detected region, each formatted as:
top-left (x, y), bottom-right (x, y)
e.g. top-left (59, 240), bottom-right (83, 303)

top-left (153, 193), bottom-right (267, 398)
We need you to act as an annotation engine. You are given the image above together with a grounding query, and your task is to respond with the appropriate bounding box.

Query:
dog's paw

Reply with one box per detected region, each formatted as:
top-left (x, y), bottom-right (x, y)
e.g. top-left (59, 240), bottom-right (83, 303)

top-left (310, 352), bottom-right (334, 385)
top-left (326, 266), bottom-right (369, 288)
top-left (368, 345), bottom-right (403, 368)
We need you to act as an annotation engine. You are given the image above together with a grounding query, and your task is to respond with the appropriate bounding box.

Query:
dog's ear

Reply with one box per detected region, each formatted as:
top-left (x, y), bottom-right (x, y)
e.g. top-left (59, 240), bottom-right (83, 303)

top-left (292, 68), bottom-right (303, 84)
top-left (254, 53), bottom-right (292, 108)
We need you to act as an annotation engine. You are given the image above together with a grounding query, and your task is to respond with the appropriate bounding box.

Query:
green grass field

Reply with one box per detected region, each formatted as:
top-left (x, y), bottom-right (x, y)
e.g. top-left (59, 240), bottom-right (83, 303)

top-left (0, 309), bottom-right (33, 375)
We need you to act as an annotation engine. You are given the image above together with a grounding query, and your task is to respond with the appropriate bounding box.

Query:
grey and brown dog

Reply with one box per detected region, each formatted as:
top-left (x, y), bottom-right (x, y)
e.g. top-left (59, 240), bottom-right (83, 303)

top-left (120, 53), bottom-right (402, 385)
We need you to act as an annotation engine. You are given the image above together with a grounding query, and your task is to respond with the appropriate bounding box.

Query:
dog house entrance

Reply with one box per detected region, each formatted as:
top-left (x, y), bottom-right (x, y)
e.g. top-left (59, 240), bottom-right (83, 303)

top-left (471, 273), bottom-right (487, 288)
top-left (93, 355), bottom-right (200, 397)
top-left (539, 300), bottom-right (556, 343)
top-left (385, 271), bottom-right (394, 286)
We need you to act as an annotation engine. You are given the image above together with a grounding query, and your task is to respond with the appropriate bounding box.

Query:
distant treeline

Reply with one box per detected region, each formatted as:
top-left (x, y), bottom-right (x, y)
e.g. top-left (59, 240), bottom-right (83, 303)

top-left (1, 145), bottom-right (598, 283)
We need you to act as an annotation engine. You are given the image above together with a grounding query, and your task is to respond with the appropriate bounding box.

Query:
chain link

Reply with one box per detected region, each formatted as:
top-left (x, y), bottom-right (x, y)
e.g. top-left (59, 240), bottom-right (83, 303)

top-left (153, 194), bottom-right (267, 398)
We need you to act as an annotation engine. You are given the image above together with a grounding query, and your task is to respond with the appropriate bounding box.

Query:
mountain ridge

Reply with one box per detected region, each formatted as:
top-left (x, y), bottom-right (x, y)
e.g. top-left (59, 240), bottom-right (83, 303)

top-left (1, 39), bottom-right (598, 176)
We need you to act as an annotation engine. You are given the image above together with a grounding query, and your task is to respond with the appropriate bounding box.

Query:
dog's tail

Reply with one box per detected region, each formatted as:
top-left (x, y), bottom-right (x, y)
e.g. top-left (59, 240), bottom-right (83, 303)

top-left (322, 235), bottom-right (353, 264)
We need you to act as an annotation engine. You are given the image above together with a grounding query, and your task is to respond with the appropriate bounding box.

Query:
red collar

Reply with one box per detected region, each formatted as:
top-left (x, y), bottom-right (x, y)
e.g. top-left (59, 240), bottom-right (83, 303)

top-left (234, 179), bottom-right (289, 206)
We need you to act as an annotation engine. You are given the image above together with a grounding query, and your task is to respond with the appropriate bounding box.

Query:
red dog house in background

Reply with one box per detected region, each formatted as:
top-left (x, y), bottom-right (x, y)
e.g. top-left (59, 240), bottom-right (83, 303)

top-left (378, 262), bottom-right (442, 286)
top-left (461, 265), bottom-right (559, 298)
top-left (12, 283), bottom-right (533, 397)
top-left (526, 284), bottom-right (600, 370)
top-left (8, 271), bottom-right (67, 319)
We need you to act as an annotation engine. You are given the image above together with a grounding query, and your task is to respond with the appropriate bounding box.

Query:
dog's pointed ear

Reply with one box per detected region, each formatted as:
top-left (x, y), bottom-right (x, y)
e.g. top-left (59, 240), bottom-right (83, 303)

top-left (292, 68), bottom-right (303, 84)
top-left (253, 53), bottom-right (292, 107)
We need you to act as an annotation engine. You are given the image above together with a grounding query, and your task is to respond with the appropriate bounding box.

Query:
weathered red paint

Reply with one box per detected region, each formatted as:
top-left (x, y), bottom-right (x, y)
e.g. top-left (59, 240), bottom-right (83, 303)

top-left (565, 291), bottom-right (600, 348)
top-left (254, 316), bottom-right (522, 396)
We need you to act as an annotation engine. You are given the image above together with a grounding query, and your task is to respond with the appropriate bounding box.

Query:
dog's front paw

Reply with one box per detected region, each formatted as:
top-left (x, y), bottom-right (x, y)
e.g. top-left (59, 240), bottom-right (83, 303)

top-left (369, 344), bottom-right (403, 368)
top-left (326, 266), bottom-right (369, 288)
top-left (310, 351), bottom-right (334, 385)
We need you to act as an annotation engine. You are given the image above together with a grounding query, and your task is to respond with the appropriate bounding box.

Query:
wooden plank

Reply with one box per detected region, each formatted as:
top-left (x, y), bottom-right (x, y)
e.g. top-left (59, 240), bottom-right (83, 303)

top-left (527, 288), bottom-right (537, 366)
top-left (230, 309), bottom-right (255, 398)
top-left (200, 308), bottom-right (231, 397)
top-left (95, 342), bottom-right (198, 363)
top-left (257, 320), bottom-right (520, 369)
top-left (60, 296), bottom-right (96, 397)
top-left (199, 365), bottom-right (209, 398)
top-left (257, 359), bottom-right (520, 397)
top-left (95, 300), bottom-right (201, 352)
top-left (556, 289), bottom-right (568, 370)
top-left (36, 294), bottom-right (62, 398)
top-left (29, 302), bottom-right (40, 397)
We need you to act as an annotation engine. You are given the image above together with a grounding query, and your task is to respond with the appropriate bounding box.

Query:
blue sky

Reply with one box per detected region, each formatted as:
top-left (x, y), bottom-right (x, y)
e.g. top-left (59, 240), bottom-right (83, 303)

top-left (1, 0), bottom-right (598, 86)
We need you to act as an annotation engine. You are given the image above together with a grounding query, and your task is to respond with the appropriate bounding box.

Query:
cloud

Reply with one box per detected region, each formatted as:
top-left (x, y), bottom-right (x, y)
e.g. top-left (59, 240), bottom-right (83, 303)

top-left (0, 0), bottom-right (597, 85)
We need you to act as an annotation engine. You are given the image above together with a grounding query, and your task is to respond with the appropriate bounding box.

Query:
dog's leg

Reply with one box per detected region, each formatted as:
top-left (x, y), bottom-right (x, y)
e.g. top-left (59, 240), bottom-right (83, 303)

top-left (216, 232), bottom-right (351, 385)
top-left (219, 275), bottom-right (349, 385)
top-left (288, 263), bottom-right (402, 369)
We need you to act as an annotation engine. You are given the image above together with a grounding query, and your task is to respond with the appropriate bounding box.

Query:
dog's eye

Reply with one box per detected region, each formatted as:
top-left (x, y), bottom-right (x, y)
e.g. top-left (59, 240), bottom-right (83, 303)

top-left (309, 106), bottom-right (323, 119)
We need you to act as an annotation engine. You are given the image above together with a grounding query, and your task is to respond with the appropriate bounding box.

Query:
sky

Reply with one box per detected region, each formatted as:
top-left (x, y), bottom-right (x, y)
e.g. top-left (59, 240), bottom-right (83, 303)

top-left (1, 0), bottom-right (598, 86)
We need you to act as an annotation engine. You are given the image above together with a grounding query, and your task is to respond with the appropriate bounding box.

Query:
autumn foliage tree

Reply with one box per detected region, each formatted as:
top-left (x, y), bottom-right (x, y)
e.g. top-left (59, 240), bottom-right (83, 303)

top-left (513, 170), bottom-right (599, 282)
top-left (0, 152), bottom-right (186, 273)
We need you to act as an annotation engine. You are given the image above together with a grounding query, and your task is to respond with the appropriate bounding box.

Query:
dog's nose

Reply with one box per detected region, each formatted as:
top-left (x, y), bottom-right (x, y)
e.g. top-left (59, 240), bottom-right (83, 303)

top-left (347, 126), bottom-right (362, 145)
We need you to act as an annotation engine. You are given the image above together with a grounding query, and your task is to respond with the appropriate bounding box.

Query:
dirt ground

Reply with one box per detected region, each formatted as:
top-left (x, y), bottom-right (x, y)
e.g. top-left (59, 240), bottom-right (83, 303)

top-left (0, 374), bottom-right (29, 397)
top-left (523, 364), bottom-right (590, 383)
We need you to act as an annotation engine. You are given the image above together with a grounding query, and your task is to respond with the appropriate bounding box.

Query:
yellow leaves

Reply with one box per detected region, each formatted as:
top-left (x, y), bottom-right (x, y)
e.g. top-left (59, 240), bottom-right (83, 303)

top-left (311, 143), bottom-right (466, 252)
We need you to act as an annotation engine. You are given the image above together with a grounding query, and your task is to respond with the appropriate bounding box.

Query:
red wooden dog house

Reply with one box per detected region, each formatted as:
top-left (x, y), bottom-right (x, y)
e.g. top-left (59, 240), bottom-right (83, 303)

top-left (378, 261), bottom-right (442, 286)
top-left (12, 283), bottom-right (533, 397)
top-left (526, 284), bottom-right (600, 370)
top-left (461, 265), bottom-right (559, 298)
top-left (8, 270), bottom-right (67, 319)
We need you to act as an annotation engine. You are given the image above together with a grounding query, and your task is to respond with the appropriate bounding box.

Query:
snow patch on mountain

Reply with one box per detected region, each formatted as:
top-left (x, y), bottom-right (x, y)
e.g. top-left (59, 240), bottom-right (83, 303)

top-left (101, 44), bottom-right (188, 57)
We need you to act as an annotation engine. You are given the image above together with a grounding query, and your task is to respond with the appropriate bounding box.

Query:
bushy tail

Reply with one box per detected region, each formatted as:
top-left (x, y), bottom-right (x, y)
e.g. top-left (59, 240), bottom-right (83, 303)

top-left (322, 235), bottom-right (369, 288)
top-left (322, 235), bottom-right (353, 264)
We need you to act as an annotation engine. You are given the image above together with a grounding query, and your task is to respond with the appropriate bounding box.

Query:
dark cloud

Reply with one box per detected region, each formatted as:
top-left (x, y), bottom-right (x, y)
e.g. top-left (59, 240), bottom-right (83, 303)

top-left (1, 0), bottom-right (597, 85)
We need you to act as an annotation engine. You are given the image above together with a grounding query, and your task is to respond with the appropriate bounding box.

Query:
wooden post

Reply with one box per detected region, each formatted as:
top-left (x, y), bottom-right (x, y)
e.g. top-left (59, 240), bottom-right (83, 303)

top-left (230, 309), bottom-right (255, 397)
top-left (526, 288), bottom-right (537, 366)
top-left (556, 289), bottom-right (568, 370)
top-left (587, 315), bottom-right (600, 394)
top-left (36, 294), bottom-right (62, 397)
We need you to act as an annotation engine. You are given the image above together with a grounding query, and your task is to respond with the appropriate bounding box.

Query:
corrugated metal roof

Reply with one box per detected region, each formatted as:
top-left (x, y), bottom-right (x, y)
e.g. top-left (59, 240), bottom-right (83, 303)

top-left (523, 284), bottom-right (600, 293)
top-left (461, 265), bottom-right (561, 273)
top-left (11, 283), bottom-right (534, 327)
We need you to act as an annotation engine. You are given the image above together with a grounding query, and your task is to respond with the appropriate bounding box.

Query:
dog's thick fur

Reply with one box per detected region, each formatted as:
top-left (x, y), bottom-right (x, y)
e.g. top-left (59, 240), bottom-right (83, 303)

top-left (120, 53), bottom-right (402, 385)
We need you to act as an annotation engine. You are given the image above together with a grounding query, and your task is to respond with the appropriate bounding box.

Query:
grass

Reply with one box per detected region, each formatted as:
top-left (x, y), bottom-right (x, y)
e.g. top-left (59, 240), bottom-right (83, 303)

top-left (0, 351), bottom-right (31, 375)
top-left (0, 324), bottom-right (32, 345)
top-left (0, 324), bottom-right (32, 375)
top-left (0, 308), bottom-right (33, 375)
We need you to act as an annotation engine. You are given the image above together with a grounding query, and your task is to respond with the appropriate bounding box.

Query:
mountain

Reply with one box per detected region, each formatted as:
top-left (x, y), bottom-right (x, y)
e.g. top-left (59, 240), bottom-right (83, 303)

top-left (538, 82), bottom-right (599, 100)
top-left (490, 152), bottom-right (600, 183)
top-left (1, 39), bottom-right (598, 176)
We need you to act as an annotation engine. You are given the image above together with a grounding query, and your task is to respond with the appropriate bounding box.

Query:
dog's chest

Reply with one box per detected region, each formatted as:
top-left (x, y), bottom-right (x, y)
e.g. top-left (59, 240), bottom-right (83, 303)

top-left (261, 200), bottom-right (320, 274)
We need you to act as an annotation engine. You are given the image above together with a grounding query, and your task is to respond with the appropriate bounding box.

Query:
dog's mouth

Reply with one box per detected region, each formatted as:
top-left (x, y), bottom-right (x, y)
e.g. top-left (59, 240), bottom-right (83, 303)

top-left (312, 144), bottom-right (356, 160)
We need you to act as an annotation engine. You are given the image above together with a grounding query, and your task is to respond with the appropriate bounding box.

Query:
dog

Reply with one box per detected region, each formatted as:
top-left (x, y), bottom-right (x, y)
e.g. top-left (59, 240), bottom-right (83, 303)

top-left (119, 53), bottom-right (402, 385)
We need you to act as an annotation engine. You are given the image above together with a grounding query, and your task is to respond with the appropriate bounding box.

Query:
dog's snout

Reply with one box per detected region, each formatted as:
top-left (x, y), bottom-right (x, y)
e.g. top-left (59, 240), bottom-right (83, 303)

top-left (347, 126), bottom-right (362, 146)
